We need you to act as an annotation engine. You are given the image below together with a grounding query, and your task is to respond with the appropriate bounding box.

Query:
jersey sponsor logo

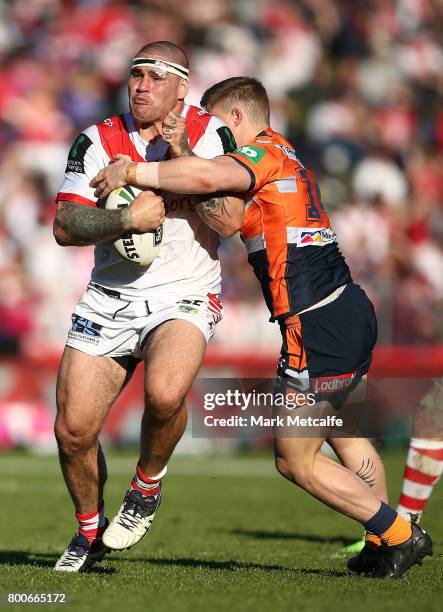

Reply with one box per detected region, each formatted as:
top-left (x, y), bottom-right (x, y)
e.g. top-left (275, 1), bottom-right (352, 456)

top-left (234, 145), bottom-right (266, 164)
top-left (216, 126), bottom-right (237, 153)
top-left (274, 144), bottom-right (301, 162)
top-left (286, 227), bottom-right (337, 247)
top-left (164, 195), bottom-right (195, 213)
top-left (69, 315), bottom-right (102, 345)
top-left (300, 229), bottom-right (334, 244)
top-left (178, 304), bottom-right (199, 314)
top-left (177, 298), bottom-right (204, 306)
top-left (312, 371), bottom-right (357, 394)
top-left (66, 133), bottom-right (93, 174)
top-left (177, 298), bottom-right (204, 315)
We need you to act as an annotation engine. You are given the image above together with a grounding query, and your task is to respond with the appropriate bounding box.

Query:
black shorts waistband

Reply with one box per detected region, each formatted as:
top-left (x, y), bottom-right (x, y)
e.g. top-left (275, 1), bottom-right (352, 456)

top-left (88, 282), bottom-right (121, 299)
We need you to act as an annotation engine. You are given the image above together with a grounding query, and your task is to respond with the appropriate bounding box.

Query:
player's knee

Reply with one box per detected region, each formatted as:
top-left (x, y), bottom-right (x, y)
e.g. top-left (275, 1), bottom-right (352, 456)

top-left (54, 418), bottom-right (98, 455)
top-left (275, 456), bottom-right (315, 490)
top-left (144, 382), bottom-right (185, 422)
top-left (275, 456), bottom-right (293, 482)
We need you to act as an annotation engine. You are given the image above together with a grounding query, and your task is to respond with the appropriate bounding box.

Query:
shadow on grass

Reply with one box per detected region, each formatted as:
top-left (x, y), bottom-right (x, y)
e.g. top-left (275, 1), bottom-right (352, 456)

top-left (0, 551), bottom-right (115, 574)
top-left (109, 555), bottom-right (349, 578)
top-left (228, 529), bottom-right (357, 546)
top-left (0, 551), bottom-right (350, 578)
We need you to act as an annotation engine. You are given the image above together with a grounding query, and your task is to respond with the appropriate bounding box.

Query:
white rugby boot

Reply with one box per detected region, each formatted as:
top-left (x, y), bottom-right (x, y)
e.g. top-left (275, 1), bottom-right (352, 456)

top-left (103, 486), bottom-right (162, 550)
top-left (54, 528), bottom-right (109, 572)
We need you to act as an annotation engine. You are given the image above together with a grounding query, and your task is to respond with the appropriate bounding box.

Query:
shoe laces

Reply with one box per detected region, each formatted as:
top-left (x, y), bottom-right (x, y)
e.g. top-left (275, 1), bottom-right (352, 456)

top-left (117, 490), bottom-right (159, 530)
top-left (58, 533), bottom-right (89, 567)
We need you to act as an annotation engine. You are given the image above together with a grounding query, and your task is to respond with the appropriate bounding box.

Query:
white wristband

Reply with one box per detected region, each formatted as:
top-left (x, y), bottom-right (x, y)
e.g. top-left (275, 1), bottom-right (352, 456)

top-left (136, 161), bottom-right (160, 189)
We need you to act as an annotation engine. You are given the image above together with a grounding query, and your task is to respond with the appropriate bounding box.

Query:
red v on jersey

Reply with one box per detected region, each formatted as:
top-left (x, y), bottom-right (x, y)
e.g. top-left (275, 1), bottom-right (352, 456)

top-left (185, 106), bottom-right (212, 149)
top-left (96, 115), bottom-right (146, 163)
top-left (97, 107), bottom-right (211, 161)
top-left (56, 106), bottom-right (216, 210)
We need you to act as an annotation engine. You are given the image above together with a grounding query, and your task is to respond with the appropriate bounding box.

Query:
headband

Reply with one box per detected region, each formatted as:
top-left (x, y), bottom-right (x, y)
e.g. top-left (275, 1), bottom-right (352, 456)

top-left (131, 57), bottom-right (189, 80)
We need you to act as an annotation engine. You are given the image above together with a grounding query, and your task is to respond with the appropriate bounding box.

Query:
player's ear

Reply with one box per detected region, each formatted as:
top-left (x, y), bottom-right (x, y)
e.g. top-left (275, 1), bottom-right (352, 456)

top-left (231, 106), bottom-right (243, 127)
top-left (177, 78), bottom-right (189, 101)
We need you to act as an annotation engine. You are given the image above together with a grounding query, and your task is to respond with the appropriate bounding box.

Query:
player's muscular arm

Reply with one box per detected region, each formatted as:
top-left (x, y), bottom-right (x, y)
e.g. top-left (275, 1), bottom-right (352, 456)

top-left (91, 156), bottom-right (251, 199)
top-left (53, 201), bottom-right (132, 246)
top-left (53, 193), bottom-right (165, 247)
top-left (137, 156), bottom-right (250, 194)
top-left (194, 194), bottom-right (245, 237)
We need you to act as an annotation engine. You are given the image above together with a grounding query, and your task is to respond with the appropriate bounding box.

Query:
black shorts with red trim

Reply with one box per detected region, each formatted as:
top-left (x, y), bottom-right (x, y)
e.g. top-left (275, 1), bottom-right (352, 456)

top-left (277, 283), bottom-right (378, 408)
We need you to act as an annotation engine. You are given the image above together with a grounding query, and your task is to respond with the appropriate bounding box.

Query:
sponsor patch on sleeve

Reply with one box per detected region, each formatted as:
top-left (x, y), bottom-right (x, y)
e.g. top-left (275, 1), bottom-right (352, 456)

top-left (233, 145), bottom-right (266, 164)
top-left (66, 133), bottom-right (93, 174)
top-left (216, 126), bottom-right (237, 153)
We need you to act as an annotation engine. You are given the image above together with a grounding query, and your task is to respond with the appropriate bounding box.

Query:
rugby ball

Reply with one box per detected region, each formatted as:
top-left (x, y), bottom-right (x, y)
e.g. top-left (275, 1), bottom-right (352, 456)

top-left (105, 185), bottom-right (163, 267)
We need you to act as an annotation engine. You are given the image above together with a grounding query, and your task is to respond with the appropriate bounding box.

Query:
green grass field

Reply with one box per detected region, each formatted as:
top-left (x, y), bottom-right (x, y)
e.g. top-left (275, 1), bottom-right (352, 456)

top-left (0, 448), bottom-right (442, 612)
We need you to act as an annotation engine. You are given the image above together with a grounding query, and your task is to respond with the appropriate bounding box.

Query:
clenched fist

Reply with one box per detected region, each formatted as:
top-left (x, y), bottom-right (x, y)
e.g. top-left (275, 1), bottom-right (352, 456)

top-left (129, 191), bottom-right (165, 233)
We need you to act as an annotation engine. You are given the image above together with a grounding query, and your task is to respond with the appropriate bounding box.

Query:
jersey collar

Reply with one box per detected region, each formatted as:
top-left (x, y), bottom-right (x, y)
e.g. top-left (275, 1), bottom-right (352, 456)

top-left (256, 127), bottom-right (272, 138)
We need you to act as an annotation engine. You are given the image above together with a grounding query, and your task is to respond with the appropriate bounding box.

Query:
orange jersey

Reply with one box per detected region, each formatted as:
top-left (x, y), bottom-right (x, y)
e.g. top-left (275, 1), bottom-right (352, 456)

top-left (227, 129), bottom-right (351, 318)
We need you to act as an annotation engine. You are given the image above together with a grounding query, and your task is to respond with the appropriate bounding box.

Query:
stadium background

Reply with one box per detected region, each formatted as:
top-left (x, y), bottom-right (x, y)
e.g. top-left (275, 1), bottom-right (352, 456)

top-left (1, 0), bottom-right (443, 450)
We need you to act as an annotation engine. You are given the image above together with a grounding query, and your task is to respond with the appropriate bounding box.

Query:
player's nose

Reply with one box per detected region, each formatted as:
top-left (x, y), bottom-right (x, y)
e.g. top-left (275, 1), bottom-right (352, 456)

top-left (136, 73), bottom-right (153, 92)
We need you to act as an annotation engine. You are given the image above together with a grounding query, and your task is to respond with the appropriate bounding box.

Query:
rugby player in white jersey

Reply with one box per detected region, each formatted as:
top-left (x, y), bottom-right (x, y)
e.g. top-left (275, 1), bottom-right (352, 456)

top-left (52, 41), bottom-right (236, 572)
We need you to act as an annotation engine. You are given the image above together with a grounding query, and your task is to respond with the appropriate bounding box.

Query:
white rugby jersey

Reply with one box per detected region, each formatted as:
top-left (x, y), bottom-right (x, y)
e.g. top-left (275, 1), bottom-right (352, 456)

top-left (56, 105), bottom-right (236, 299)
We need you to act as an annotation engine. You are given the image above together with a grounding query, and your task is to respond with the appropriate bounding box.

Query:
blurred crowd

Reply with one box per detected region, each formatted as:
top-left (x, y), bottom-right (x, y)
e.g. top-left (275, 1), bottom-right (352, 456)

top-left (1, 0), bottom-right (443, 357)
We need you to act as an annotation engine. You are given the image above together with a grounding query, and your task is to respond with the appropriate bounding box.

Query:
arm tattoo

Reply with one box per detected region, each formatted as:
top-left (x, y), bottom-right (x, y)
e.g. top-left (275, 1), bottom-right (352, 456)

top-left (355, 458), bottom-right (376, 488)
top-left (180, 128), bottom-right (193, 157)
top-left (54, 201), bottom-right (131, 246)
top-left (196, 196), bottom-right (231, 222)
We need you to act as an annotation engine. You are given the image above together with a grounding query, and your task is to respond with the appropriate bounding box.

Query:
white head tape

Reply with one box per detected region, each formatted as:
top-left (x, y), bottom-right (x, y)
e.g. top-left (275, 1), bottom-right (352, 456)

top-left (131, 57), bottom-right (189, 80)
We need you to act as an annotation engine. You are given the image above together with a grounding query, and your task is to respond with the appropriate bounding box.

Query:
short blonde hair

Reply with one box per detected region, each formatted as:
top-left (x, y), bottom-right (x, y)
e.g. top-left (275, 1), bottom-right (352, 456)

top-left (201, 77), bottom-right (270, 125)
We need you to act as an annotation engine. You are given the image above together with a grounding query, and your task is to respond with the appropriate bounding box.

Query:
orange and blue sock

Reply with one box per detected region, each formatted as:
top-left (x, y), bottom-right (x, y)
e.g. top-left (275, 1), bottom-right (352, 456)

top-left (364, 502), bottom-right (412, 546)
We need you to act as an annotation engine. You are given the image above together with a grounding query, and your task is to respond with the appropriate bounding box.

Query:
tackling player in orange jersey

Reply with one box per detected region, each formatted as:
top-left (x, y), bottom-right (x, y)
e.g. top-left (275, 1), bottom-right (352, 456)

top-left (91, 77), bottom-right (433, 578)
